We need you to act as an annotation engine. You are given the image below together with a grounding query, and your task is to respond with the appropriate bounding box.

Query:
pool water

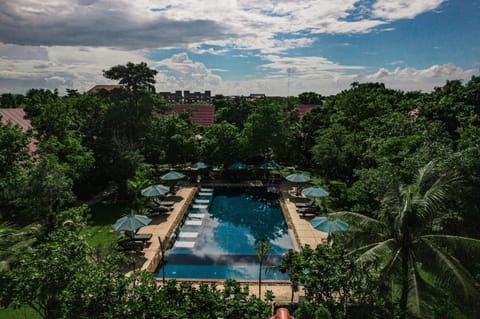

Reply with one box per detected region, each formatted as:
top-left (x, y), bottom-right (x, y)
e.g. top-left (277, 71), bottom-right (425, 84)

top-left (155, 187), bottom-right (294, 280)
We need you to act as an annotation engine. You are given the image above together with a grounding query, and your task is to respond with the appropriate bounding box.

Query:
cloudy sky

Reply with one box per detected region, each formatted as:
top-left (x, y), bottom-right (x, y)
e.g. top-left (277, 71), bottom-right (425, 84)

top-left (0, 0), bottom-right (478, 96)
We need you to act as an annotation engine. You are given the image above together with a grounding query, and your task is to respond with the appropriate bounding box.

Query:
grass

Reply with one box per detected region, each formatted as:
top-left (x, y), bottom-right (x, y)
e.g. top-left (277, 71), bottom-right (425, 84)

top-left (0, 306), bottom-right (40, 319)
top-left (82, 200), bottom-right (130, 247)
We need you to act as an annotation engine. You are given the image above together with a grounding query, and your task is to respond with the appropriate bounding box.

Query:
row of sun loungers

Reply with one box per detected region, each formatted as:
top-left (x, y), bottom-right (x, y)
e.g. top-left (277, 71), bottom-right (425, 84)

top-left (172, 188), bottom-right (213, 249)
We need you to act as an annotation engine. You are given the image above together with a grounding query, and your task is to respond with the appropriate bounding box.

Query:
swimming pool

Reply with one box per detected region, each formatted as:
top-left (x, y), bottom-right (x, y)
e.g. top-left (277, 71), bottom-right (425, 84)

top-left (155, 187), bottom-right (294, 280)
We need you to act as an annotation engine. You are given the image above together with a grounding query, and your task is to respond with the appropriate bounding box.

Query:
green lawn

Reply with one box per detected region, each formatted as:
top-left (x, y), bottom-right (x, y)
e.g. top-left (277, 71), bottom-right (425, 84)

top-left (0, 306), bottom-right (40, 319)
top-left (82, 201), bottom-right (130, 247)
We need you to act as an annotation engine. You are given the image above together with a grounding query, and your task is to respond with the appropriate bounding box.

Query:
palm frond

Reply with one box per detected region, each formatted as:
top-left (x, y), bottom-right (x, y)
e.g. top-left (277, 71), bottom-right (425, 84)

top-left (407, 256), bottom-right (422, 318)
top-left (330, 211), bottom-right (387, 231)
top-left (419, 238), bottom-right (480, 301)
top-left (354, 238), bottom-right (398, 266)
top-left (422, 235), bottom-right (480, 259)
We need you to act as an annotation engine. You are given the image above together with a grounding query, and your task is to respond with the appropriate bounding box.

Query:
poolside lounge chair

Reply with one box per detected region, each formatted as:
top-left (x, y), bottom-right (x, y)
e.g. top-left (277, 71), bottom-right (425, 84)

top-left (297, 205), bottom-right (319, 215)
top-left (153, 198), bottom-right (175, 206)
top-left (128, 232), bottom-right (152, 242)
top-left (147, 205), bottom-right (172, 216)
top-left (118, 239), bottom-right (144, 251)
top-left (294, 199), bottom-right (315, 208)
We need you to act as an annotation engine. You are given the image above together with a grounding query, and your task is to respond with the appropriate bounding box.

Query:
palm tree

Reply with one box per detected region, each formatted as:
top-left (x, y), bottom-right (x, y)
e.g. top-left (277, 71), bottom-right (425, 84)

top-left (333, 161), bottom-right (480, 318)
top-left (255, 240), bottom-right (271, 299)
top-left (0, 223), bottom-right (41, 273)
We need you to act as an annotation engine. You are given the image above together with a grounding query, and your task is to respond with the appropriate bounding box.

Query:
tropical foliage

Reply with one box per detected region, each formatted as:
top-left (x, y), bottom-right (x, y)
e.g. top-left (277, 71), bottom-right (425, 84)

top-left (1, 62), bottom-right (480, 317)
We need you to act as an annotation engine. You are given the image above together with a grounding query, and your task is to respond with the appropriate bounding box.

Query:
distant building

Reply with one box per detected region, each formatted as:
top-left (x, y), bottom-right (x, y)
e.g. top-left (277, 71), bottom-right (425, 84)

top-left (297, 104), bottom-right (315, 117)
top-left (159, 90), bottom-right (183, 103)
top-left (159, 90), bottom-right (212, 104)
top-left (87, 84), bottom-right (124, 93)
top-left (249, 93), bottom-right (266, 99)
top-left (0, 108), bottom-right (38, 156)
top-left (164, 104), bottom-right (215, 126)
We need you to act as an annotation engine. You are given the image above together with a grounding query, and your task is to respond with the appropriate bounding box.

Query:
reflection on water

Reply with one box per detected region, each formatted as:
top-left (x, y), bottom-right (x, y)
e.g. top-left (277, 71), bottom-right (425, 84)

top-left (158, 187), bottom-right (294, 280)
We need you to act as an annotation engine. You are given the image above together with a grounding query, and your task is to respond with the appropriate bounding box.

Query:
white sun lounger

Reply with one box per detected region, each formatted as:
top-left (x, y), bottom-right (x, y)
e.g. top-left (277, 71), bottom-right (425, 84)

top-left (178, 232), bottom-right (198, 239)
top-left (189, 213), bottom-right (205, 219)
top-left (195, 199), bottom-right (210, 204)
top-left (174, 241), bottom-right (195, 248)
top-left (200, 187), bottom-right (213, 192)
top-left (198, 192), bottom-right (213, 197)
top-left (192, 204), bottom-right (208, 209)
top-left (184, 220), bottom-right (202, 226)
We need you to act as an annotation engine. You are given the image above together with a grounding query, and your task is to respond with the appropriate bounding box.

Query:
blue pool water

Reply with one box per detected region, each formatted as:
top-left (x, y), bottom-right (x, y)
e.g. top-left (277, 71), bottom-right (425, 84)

top-left (155, 187), bottom-right (294, 280)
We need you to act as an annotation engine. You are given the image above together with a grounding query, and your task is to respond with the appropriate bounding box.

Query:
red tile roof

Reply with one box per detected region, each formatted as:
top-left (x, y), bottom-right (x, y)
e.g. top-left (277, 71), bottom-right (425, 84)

top-left (0, 108), bottom-right (38, 155)
top-left (165, 104), bottom-right (215, 126)
top-left (88, 84), bottom-right (125, 93)
top-left (297, 104), bottom-right (315, 117)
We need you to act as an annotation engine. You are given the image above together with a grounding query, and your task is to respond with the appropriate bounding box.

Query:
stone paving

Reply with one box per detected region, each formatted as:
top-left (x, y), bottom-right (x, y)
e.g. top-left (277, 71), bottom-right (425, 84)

top-left (134, 182), bottom-right (328, 304)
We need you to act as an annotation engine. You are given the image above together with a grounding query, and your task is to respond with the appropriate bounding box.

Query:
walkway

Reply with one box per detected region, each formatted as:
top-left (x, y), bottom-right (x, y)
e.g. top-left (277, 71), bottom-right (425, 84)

top-left (280, 184), bottom-right (328, 248)
top-left (137, 186), bottom-right (197, 271)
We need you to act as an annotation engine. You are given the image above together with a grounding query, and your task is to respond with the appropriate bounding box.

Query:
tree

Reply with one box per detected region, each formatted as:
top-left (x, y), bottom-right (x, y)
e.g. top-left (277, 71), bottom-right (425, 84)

top-left (278, 249), bottom-right (302, 305)
top-left (298, 92), bottom-right (323, 105)
top-left (199, 121), bottom-right (243, 166)
top-left (242, 103), bottom-right (290, 160)
top-left (18, 154), bottom-right (75, 230)
top-left (0, 223), bottom-right (40, 274)
top-left (103, 61), bottom-right (157, 93)
top-left (280, 245), bottom-right (388, 318)
top-left (144, 113), bottom-right (197, 164)
top-left (255, 240), bottom-right (271, 299)
top-left (334, 161), bottom-right (480, 318)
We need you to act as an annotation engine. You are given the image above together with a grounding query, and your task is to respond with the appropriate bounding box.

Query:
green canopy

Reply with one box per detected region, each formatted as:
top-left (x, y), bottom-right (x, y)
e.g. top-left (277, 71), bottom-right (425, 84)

top-left (191, 162), bottom-right (210, 169)
top-left (160, 171), bottom-right (186, 181)
top-left (112, 214), bottom-right (152, 232)
top-left (310, 216), bottom-right (350, 233)
top-left (141, 184), bottom-right (170, 197)
top-left (229, 162), bottom-right (248, 170)
top-left (260, 161), bottom-right (281, 169)
top-left (301, 186), bottom-right (329, 198)
top-left (285, 173), bottom-right (311, 183)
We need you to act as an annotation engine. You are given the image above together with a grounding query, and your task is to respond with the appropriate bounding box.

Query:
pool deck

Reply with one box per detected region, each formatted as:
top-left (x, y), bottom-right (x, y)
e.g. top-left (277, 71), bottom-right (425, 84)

top-left (135, 181), bottom-right (327, 303)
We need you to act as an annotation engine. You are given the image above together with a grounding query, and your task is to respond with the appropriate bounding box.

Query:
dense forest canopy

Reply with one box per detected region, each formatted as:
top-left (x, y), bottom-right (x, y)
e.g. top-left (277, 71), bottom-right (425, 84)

top-left (1, 63), bottom-right (479, 318)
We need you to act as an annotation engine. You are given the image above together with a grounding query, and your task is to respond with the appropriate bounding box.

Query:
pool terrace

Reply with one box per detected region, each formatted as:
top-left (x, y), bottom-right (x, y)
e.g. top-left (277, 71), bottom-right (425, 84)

top-left (135, 180), bottom-right (328, 302)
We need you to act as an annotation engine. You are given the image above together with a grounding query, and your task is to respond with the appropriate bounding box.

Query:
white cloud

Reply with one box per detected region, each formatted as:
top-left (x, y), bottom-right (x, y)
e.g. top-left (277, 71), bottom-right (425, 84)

top-left (0, 0), bottom-right (446, 55)
top-left (351, 64), bottom-right (478, 92)
top-left (0, 46), bottom-right (477, 97)
top-left (373, 0), bottom-right (445, 20)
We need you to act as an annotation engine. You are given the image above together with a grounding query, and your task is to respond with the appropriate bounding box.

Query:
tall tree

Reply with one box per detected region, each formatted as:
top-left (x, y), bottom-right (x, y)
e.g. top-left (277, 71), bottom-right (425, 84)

top-left (255, 240), bottom-right (271, 299)
top-left (334, 161), bottom-right (480, 318)
top-left (103, 61), bottom-right (157, 93)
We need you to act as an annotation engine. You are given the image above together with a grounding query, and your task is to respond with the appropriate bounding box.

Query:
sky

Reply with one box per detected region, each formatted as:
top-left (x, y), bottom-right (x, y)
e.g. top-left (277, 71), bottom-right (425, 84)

top-left (0, 0), bottom-right (479, 96)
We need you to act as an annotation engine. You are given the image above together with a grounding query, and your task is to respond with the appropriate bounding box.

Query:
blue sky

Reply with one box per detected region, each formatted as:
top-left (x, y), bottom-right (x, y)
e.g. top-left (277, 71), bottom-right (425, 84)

top-left (0, 0), bottom-right (478, 95)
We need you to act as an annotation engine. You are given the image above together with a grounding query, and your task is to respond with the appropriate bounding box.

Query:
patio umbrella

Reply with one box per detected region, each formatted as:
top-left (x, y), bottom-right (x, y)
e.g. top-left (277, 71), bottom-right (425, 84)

top-left (310, 216), bottom-right (350, 233)
top-left (260, 161), bottom-right (281, 169)
top-left (191, 162), bottom-right (210, 169)
top-left (229, 162), bottom-right (248, 170)
top-left (301, 186), bottom-right (329, 198)
top-left (285, 173), bottom-right (311, 183)
top-left (141, 184), bottom-right (170, 197)
top-left (112, 214), bottom-right (152, 233)
top-left (160, 171), bottom-right (186, 181)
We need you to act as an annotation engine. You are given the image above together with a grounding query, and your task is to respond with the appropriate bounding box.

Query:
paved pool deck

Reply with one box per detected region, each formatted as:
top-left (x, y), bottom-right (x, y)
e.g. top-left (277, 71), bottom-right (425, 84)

top-left (135, 182), bottom-right (327, 303)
